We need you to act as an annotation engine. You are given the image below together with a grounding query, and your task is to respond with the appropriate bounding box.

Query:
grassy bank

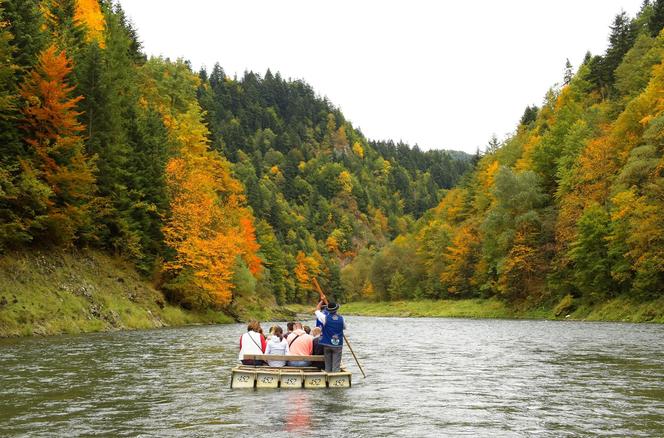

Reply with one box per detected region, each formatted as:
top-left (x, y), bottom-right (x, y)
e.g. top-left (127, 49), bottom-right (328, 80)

top-left (293, 297), bottom-right (664, 323)
top-left (0, 250), bottom-right (237, 337)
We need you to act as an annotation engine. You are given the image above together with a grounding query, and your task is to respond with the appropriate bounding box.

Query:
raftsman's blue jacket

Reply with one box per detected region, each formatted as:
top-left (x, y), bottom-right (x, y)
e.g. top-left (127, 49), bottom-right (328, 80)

top-left (315, 310), bottom-right (345, 348)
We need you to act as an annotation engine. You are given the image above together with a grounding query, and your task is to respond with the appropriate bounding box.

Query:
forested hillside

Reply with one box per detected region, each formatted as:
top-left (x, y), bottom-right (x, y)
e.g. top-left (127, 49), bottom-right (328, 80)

top-left (195, 68), bottom-right (470, 304)
top-left (343, 2), bottom-right (664, 313)
top-left (0, 0), bottom-right (470, 314)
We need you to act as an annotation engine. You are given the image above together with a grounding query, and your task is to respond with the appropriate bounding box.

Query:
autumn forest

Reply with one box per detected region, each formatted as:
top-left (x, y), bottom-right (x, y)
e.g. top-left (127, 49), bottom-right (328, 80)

top-left (1, 0), bottom-right (663, 319)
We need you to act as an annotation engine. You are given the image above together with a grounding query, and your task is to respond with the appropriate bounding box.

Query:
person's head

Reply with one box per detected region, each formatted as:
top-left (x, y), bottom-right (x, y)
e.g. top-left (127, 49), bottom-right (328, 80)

top-left (247, 320), bottom-right (261, 332)
top-left (326, 302), bottom-right (339, 314)
top-left (294, 322), bottom-right (303, 330)
top-left (269, 325), bottom-right (279, 335)
top-left (286, 322), bottom-right (294, 332)
top-left (272, 325), bottom-right (284, 340)
top-left (303, 325), bottom-right (311, 334)
top-left (312, 327), bottom-right (321, 337)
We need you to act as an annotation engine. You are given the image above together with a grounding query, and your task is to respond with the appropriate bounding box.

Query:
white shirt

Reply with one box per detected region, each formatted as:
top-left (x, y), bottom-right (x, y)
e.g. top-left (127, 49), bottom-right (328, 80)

top-left (315, 310), bottom-right (347, 329)
top-left (265, 337), bottom-right (289, 367)
top-left (238, 331), bottom-right (264, 361)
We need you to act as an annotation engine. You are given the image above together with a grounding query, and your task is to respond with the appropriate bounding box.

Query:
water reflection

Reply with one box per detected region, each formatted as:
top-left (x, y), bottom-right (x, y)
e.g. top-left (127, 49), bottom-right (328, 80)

top-left (284, 391), bottom-right (312, 433)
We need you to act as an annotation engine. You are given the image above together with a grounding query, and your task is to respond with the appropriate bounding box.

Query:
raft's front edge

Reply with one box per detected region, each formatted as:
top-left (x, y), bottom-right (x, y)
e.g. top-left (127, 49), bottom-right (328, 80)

top-left (230, 368), bottom-right (352, 389)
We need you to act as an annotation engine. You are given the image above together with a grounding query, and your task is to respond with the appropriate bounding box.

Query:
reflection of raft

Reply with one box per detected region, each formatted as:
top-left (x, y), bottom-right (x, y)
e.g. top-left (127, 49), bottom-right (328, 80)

top-left (231, 355), bottom-right (352, 389)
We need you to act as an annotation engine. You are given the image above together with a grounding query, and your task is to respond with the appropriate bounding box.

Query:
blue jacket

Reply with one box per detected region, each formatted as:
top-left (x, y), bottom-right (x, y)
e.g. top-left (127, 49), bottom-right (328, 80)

top-left (320, 313), bottom-right (344, 347)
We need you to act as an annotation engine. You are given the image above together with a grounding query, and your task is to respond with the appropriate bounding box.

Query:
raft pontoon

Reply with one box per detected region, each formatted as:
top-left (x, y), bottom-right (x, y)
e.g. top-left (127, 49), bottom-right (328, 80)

top-left (230, 354), bottom-right (351, 389)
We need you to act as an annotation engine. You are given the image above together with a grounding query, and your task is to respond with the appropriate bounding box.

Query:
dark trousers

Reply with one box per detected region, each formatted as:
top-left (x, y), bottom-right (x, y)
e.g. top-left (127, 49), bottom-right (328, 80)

top-left (241, 359), bottom-right (265, 366)
top-left (323, 346), bottom-right (342, 372)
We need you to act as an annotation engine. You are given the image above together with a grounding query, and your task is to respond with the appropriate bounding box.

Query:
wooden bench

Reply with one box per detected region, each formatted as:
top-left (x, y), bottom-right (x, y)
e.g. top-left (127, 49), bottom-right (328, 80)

top-left (243, 354), bottom-right (324, 363)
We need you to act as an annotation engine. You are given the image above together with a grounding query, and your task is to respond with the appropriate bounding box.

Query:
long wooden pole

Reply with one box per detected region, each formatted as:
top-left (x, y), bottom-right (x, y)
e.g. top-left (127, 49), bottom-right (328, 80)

top-left (312, 277), bottom-right (367, 378)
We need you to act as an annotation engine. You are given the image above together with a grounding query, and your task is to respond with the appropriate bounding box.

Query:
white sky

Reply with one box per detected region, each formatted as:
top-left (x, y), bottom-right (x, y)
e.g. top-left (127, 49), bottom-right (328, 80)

top-left (120, 0), bottom-right (644, 153)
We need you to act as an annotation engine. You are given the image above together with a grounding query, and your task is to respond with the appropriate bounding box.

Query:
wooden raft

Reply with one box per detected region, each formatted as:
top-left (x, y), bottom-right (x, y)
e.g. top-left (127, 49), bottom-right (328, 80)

top-left (230, 354), bottom-right (352, 389)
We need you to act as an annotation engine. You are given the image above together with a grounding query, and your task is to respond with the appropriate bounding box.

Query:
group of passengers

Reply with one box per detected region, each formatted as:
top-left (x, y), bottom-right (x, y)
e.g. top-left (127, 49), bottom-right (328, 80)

top-left (238, 301), bottom-right (346, 372)
top-left (238, 321), bottom-right (324, 369)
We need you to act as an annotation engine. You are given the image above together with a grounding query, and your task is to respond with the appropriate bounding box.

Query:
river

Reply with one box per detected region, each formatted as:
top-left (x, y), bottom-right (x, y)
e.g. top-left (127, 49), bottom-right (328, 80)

top-left (1, 316), bottom-right (663, 437)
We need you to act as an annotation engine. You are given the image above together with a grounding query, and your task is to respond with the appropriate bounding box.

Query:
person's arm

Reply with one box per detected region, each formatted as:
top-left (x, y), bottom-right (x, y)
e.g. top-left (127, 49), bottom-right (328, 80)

top-left (239, 334), bottom-right (243, 349)
top-left (314, 310), bottom-right (326, 325)
top-left (284, 340), bottom-right (289, 355)
top-left (265, 341), bottom-right (272, 355)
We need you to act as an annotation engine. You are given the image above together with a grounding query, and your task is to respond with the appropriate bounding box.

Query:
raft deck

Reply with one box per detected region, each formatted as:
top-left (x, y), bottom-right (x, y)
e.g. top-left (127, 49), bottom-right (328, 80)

top-left (231, 354), bottom-right (351, 389)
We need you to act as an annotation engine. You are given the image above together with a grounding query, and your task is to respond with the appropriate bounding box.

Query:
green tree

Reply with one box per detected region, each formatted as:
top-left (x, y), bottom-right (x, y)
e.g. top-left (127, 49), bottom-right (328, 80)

top-left (568, 205), bottom-right (617, 300)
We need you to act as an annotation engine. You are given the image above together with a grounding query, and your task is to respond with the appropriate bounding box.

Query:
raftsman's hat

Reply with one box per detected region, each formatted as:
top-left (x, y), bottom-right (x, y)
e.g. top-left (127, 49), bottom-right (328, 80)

top-left (326, 302), bottom-right (339, 312)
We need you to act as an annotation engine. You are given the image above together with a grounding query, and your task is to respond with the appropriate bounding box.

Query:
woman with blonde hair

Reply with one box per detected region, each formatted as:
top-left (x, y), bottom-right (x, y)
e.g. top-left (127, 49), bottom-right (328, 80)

top-left (238, 320), bottom-right (266, 365)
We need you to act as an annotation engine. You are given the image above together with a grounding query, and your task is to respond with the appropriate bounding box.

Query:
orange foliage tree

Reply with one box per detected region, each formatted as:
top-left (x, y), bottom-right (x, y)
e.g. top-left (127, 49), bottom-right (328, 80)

top-left (161, 103), bottom-right (261, 308)
top-left (20, 45), bottom-right (97, 244)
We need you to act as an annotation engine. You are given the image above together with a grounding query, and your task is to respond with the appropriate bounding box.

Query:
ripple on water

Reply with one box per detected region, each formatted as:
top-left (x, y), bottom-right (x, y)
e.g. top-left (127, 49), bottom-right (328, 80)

top-left (0, 318), bottom-right (663, 436)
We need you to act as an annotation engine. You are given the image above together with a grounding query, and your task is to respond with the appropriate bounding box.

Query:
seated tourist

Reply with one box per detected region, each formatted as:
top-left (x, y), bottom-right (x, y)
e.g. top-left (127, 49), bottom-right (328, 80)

top-left (286, 322), bottom-right (313, 366)
top-left (311, 326), bottom-right (324, 370)
top-left (265, 326), bottom-right (289, 367)
top-left (266, 325), bottom-right (279, 342)
top-left (238, 320), bottom-right (266, 365)
top-left (285, 321), bottom-right (295, 339)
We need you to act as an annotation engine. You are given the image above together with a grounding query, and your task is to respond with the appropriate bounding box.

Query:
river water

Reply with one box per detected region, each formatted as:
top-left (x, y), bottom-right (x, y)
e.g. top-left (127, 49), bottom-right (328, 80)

top-left (1, 316), bottom-right (663, 437)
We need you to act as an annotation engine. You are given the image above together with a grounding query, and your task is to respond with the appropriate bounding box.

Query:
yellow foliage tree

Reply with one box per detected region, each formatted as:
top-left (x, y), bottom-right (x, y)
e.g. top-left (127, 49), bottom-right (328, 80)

top-left (294, 251), bottom-right (321, 291)
top-left (439, 223), bottom-right (480, 295)
top-left (75, 0), bottom-right (105, 44)
top-left (361, 281), bottom-right (375, 300)
top-left (338, 170), bottom-right (353, 193)
top-left (352, 141), bottom-right (364, 158)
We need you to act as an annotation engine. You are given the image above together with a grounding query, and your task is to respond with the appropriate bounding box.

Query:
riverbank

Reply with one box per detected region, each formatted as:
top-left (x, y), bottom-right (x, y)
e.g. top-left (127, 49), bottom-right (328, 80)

top-left (288, 297), bottom-right (664, 323)
top-left (0, 249), bottom-right (236, 337)
top-left (0, 250), bottom-right (294, 338)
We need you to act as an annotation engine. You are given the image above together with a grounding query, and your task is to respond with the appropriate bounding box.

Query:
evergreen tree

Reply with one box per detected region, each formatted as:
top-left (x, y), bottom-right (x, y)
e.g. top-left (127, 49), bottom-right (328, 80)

top-left (1, 0), bottom-right (45, 73)
top-left (42, 0), bottom-right (86, 54)
top-left (564, 58), bottom-right (574, 85)
top-left (0, 1), bottom-right (20, 158)
top-left (648, 0), bottom-right (664, 36)
top-left (520, 105), bottom-right (539, 126)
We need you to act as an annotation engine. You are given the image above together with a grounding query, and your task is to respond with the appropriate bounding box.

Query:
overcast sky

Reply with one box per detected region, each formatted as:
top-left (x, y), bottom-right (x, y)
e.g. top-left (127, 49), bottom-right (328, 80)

top-left (120, 0), bottom-right (644, 153)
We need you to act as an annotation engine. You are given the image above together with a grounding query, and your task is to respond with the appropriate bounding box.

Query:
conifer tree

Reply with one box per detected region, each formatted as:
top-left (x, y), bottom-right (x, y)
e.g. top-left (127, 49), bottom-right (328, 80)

top-left (42, 0), bottom-right (86, 55)
top-left (564, 58), bottom-right (574, 85)
top-left (1, 0), bottom-right (45, 73)
top-left (648, 0), bottom-right (664, 36)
